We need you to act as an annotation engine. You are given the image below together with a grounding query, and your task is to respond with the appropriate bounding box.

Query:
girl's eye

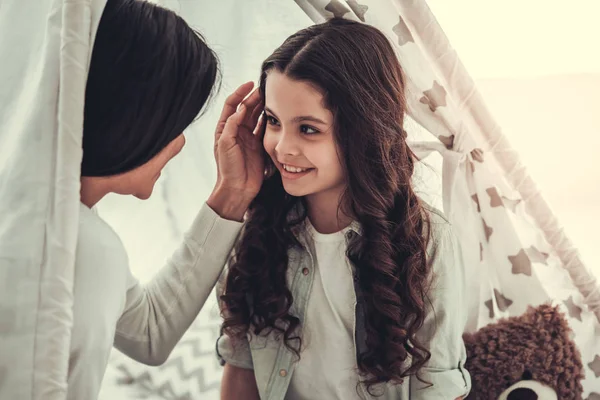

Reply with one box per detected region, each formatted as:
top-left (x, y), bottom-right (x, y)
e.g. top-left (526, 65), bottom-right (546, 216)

top-left (300, 125), bottom-right (319, 135)
top-left (266, 116), bottom-right (279, 126)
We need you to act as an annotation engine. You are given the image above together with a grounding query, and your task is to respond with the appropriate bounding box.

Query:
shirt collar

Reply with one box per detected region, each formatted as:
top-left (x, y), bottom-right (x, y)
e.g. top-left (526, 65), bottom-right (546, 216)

top-left (287, 202), bottom-right (363, 241)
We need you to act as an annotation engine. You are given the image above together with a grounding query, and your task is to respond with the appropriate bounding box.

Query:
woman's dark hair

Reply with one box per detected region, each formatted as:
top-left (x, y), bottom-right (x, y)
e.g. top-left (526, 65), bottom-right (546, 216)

top-left (82, 0), bottom-right (219, 176)
top-left (220, 18), bottom-right (432, 392)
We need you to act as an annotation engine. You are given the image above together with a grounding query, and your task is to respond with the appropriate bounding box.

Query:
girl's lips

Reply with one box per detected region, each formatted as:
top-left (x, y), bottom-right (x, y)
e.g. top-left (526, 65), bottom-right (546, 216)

top-left (280, 166), bottom-right (314, 180)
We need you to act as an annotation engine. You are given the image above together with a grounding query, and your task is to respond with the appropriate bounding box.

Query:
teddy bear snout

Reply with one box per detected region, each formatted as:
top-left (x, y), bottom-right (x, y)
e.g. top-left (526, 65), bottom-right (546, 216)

top-left (507, 388), bottom-right (537, 400)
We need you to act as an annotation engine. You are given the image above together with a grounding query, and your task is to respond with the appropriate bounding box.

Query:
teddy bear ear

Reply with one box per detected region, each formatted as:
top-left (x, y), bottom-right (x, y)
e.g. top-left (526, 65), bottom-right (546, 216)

top-left (498, 381), bottom-right (557, 400)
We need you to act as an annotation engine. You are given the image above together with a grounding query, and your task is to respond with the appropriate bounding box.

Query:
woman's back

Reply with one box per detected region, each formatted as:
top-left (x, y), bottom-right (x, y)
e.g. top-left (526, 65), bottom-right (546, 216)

top-left (69, 204), bottom-right (133, 399)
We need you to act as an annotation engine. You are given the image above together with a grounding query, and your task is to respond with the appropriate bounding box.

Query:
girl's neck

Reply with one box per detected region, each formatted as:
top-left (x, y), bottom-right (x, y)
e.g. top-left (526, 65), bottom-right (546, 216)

top-left (305, 189), bottom-right (353, 234)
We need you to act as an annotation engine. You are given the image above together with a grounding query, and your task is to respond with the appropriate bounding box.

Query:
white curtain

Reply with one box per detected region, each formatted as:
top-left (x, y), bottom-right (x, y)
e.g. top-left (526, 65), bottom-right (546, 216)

top-left (0, 0), bottom-right (106, 398)
top-left (293, 0), bottom-right (600, 395)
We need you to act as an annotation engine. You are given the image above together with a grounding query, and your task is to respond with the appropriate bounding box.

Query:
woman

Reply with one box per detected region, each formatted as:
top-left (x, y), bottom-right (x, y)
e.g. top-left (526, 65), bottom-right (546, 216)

top-left (67, 0), bottom-right (264, 398)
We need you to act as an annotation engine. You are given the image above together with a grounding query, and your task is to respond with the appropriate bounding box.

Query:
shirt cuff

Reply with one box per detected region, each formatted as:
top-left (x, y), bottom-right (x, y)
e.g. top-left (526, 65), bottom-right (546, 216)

top-left (184, 203), bottom-right (244, 257)
top-left (411, 361), bottom-right (471, 399)
top-left (216, 333), bottom-right (254, 370)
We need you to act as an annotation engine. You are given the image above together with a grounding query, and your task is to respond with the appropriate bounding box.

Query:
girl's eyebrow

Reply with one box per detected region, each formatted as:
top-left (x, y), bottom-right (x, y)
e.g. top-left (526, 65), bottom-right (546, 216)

top-left (292, 115), bottom-right (327, 125)
top-left (264, 106), bottom-right (327, 125)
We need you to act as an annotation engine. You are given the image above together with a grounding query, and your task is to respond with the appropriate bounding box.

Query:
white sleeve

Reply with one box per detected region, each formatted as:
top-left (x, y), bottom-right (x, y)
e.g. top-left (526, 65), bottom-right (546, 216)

top-left (113, 203), bottom-right (243, 365)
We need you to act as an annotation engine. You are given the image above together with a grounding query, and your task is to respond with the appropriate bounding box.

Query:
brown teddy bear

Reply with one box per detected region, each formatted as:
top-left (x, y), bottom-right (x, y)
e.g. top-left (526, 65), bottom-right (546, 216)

top-left (464, 304), bottom-right (584, 400)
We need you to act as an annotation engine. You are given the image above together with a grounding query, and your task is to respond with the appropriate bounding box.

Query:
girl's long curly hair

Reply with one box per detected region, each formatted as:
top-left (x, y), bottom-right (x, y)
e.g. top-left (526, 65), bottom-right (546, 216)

top-left (220, 18), bottom-right (432, 390)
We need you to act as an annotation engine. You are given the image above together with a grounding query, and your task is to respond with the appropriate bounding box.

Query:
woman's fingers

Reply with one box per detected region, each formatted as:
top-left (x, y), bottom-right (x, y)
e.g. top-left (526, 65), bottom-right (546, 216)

top-left (219, 82), bottom-right (254, 122)
top-left (219, 104), bottom-right (248, 148)
top-left (252, 112), bottom-right (265, 139)
top-left (248, 101), bottom-right (264, 131)
top-left (241, 86), bottom-right (261, 113)
top-left (215, 82), bottom-right (254, 142)
top-left (240, 88), bottom-right (262, 130)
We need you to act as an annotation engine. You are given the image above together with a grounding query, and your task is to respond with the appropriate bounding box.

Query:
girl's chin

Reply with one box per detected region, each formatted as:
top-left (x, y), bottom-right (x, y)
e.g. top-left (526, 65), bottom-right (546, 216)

top-left (281, 182), bottom-right (311, 197)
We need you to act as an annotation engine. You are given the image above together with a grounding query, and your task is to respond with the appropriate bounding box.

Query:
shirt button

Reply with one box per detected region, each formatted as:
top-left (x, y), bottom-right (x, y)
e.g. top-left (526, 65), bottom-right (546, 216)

top-left (279, 369), bottom-right (287, 377)
top-left (302, 268), bottom-right (309, 276)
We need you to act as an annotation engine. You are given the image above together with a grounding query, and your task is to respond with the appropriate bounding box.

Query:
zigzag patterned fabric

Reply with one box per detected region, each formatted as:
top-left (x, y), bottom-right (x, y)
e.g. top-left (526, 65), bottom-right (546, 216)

top-left (102, 299), bottom-right (223, 399)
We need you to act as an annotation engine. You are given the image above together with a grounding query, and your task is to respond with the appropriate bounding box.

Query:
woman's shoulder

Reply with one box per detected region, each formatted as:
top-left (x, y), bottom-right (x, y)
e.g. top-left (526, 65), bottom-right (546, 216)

top-left (77, 203), bottom-right (128, 263)
top-left (73, 205), bottom-right (133, 333)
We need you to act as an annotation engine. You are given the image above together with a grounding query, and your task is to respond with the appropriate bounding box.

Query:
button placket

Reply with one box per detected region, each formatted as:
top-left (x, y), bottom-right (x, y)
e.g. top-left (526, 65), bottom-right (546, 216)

top-left (265, 240), bottom-right (314, 398)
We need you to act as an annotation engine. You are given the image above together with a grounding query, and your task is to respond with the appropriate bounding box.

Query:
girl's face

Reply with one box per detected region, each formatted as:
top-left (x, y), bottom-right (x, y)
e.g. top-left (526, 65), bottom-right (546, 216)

top-left (263, 71), bottom-right (346, 204)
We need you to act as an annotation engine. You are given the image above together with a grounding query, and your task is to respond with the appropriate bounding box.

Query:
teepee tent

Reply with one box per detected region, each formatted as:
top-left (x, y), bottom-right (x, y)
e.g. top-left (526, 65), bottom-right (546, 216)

top-left (0, 0), bottom-right (598, 399)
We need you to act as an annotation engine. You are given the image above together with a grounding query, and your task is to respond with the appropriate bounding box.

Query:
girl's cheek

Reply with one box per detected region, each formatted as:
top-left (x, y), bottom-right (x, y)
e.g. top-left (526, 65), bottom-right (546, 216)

top-left (263, 131), bottom-right (278, 155)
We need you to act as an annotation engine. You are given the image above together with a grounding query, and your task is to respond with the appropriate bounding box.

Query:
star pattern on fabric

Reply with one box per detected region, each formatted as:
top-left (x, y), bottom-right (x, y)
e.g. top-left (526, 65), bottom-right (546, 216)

top-left (347, 0), bottom-right (368, 21)
top-left (325, 0), bottom-right (350, 18)
top-left (471, 194), bottom-right (481, 212)
top-left (487, 187), bottom-right (503, 208)
top-left (563, 296), bottom-right (583, 322)
top-left (525, 246), bottom-right (549, 264)
top-left (509, 248), bottom-right (532, 276)
top-left (482, 217), bottom-right (493, 242)
top-left (588, 355), bottom-right (600, 378)
top-left (392, 15), bottom-right (414, 46)
top-left (438, 134), bottom-right (454, 149)
top-left (502, 196), bottom-right (521, 213)
top-left (484, 289), bottom-right (513, 319)
top-left (420, 81), bottom-right (447, 112)
top-left (487, 187), bottom-right (522, 213)
top-left (587, 392), bottom-right (600, 400)
top-left (469, 160), bottom-right (476, 174)
top-left (471, 148), bottom-right (484, 163)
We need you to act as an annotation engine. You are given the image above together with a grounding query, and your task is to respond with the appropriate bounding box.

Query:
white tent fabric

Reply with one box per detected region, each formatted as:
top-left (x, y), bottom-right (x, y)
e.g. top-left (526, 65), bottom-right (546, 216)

top-left (1, 0), bottom-right (598, 398)
top-left (0, 0), bottom-right (106, 398)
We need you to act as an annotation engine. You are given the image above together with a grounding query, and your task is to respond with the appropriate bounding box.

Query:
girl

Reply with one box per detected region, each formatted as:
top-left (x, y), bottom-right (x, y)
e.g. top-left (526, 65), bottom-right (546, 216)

top-left (217, 18), bottom-right (471, 400)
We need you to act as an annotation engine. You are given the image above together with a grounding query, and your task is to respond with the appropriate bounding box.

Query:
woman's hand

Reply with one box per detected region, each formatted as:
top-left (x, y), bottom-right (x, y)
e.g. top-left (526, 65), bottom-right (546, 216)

top-left (207, 82), bottom-right (264, 221)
